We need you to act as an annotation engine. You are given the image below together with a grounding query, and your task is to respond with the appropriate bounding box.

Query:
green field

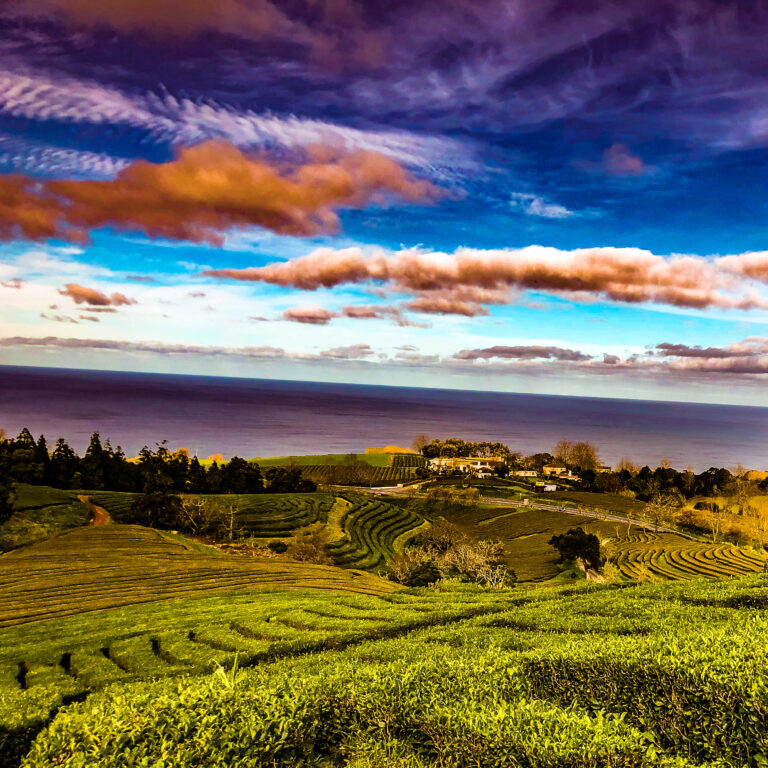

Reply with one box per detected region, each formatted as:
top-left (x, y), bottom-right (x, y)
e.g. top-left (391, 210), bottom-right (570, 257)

top-left (4, 572), bottom-right (768, 767)
top-left (0, 485), bottom-right (88, 552)
top-left (548, 490), bottom-right (648, 515)
top-left (253, 453), bottom-right (391, 467)
top-left (0, 524), bottom-right (397, 630)
top-left (299, 463), bottom-right (419, 486)
top-left (447, 503), bottom-right (767, 582)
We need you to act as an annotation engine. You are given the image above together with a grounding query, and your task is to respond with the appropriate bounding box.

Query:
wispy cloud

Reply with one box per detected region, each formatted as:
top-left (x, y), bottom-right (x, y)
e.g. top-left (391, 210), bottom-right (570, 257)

top-left (510, 192), bottom-right (574, 219)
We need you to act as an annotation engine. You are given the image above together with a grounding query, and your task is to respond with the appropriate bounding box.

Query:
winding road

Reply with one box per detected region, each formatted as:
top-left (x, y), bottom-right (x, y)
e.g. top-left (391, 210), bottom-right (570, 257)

top-left (77, 495), bottom-right (111, 526)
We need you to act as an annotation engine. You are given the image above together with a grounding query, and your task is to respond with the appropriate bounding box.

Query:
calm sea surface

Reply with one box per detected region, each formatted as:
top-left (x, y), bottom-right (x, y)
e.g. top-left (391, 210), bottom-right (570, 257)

top-left (1, 366), bottom-right (767, 472)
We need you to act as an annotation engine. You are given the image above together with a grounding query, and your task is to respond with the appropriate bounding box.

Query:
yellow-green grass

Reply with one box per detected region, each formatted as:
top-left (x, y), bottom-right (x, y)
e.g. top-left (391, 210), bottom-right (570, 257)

top-left (8, 575), bottom-right (768, 768)
top-left (0, 524), bottom-right (398, 629)
top-left (252, 453), bottom-right (391, 467)
top-left (0, 485), bottom-right (88, 552)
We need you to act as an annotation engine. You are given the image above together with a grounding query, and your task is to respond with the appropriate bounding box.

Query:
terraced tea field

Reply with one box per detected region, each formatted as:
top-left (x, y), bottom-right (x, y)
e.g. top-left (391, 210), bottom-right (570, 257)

top-left (610, 531), bottom-right (767, 581)
top-left (91, 490), bottom-right (426, 571)
top-left (5, 573), bottom-right (768, 768)
top-left (299, 463), bottom-right (419, 486)
top-left (447, 502), bottom-right (767, 582)
top-left (327, 494), bottom-right (427, 570)
top-left (0, 524), bottom-right (397, 629)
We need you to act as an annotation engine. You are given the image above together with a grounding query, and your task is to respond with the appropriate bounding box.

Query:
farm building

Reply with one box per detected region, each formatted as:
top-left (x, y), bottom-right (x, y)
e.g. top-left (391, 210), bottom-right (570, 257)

top-left (542, 465), bottom-right (568, 476)
top-left (428, 456), bottom-right (506, 476)
top-left (512, 470), bottom-right (537, 478)
top-left (535, 482), bottom-right (558, 492)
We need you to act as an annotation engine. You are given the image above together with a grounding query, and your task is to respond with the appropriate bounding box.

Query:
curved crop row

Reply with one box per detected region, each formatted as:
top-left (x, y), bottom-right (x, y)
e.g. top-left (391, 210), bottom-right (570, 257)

top-left (611, 535), bottom-right (766, 582)
top-left (327, 496), bottom-right (425, 571)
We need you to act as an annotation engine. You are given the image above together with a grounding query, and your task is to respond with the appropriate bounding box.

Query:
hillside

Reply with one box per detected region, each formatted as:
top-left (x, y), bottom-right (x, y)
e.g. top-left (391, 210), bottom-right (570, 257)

top-left (446, 502), bottom-right (767, 582)
top-left (0, 524), bottom-right (397, 629)
top-left (90, 490), bottom-right (427, 572)
top-left (3, 572), bottom-right (768, 767)
top-left (0, 485), bottom-right (88, 551)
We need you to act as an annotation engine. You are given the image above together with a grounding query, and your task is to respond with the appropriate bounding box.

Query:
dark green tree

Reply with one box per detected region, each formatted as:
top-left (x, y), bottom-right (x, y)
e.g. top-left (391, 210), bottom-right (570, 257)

top-left (220, 456), bottom-right (263, 494)
top-left (187, 456), bottom-right (209, 494)
top-left (50, 438), bottom-right (80, 489)
top-left (0, 452), bottom-right (15, 525)
top-left (81, 432), bottom-right (105, 490)
top-left (129, 470), bottom-right (182, 529)
top-left (264, 467), bottom-right (316, 493)
top-left (548, 527), bottom-right (603, 572)
top-left (404, 560), bottom-right (441, 587)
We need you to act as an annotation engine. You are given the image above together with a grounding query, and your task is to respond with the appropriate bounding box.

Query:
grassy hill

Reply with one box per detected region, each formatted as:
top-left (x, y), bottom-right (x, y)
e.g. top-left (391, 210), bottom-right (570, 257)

top-left (3, 572), bottom-right (768, 767)
top-left (0, 485), bottom-right (88, 552)
top-left (0, 524), bottom-right (397, 629)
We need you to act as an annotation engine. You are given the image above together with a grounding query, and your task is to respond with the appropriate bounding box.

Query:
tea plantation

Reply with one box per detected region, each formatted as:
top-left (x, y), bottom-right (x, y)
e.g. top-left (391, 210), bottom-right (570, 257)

top-left (90, 490), bottom-right (427, 571)
top-left (3, 574), bottom-right (768, 767)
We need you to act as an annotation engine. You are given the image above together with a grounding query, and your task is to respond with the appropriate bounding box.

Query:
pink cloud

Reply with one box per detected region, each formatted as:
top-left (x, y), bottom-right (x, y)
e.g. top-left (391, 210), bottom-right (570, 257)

top-left (58, 283), bottom-right (137, 307)
top-left (282, 305), bottom-right (338, 325)
top-left (205, 245), bottom-right (768, 315)
top-left (602, 144), bottom-right (645, 176)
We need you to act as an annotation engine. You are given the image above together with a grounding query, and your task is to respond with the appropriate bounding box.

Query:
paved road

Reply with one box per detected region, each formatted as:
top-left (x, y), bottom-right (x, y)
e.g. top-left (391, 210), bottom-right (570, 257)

top-left (367, 484), bottom-right (696, 539)
top-left (474, 496), bottom-right (687, 536)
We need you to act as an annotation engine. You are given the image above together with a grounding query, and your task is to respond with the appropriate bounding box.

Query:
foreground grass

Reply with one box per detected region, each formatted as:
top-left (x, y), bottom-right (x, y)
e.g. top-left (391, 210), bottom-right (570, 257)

top-left (4, 575), bottom-right (768, 767)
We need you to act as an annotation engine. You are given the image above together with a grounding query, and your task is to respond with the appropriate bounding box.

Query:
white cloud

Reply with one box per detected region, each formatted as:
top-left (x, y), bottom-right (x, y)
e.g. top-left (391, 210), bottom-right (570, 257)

top-left (510, 192), bottom-right (575, 219)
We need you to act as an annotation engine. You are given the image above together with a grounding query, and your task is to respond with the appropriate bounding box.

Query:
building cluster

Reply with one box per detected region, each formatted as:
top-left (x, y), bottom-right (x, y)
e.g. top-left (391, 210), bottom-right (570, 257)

top-left (426, 456), bottom-right (606, 491)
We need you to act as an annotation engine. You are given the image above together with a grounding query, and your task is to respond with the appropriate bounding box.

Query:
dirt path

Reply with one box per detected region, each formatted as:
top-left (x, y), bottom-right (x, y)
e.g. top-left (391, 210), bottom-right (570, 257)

top-left (77, 495), bottom-right (111, 526)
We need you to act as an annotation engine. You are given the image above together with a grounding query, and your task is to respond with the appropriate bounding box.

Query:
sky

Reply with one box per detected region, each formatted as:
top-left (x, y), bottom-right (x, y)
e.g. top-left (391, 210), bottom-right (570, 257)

top-left (2, 1), bottom-right (768, 404)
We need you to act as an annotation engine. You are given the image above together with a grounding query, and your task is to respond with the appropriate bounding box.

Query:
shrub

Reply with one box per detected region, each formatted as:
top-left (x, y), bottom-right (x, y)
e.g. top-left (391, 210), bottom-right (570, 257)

top-left (287, 522), bottom-right (333, 564)
top-left (267, 540), bottom-right (288, 554)
top-left (404, 560), bottom-right (441, 587)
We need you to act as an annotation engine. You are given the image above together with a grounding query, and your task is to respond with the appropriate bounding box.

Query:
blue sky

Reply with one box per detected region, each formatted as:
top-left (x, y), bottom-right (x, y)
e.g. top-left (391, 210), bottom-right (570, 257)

top-left (2, 1), bottom-right (768, 404)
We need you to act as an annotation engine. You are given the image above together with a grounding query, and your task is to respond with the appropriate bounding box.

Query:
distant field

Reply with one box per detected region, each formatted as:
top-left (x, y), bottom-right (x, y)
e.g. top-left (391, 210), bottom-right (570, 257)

top-left (446, 503), bottom-right (766, 582)
top-left (253, 453), bottom-right (391, 467)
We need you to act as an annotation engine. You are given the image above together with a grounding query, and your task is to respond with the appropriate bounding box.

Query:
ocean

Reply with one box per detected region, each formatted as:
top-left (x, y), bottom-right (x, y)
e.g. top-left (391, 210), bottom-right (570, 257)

top-left (1, 365), bottom-right (767, 472)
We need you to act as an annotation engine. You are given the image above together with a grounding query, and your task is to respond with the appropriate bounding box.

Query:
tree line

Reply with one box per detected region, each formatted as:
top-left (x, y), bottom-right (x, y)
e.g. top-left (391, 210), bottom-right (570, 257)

top-left (0, 428), bottom-right (316, 517)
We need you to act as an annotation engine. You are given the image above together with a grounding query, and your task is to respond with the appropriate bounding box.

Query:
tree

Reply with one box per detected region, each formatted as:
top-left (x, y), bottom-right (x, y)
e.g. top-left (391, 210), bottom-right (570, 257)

top-left (130, 462), bottom-right (182, 529)
top-left (81, 432), bottom-right (105, 490)
top-left (571, 442), bottom-right (600, 471)
top-left (412, 434), bottom-right (430, 454)
top-left (643, 493), bottom-right (682, 530)
top-left (554, 439), bottom-right (574, 465)
top-left (50, 438), bottom-right (79, 489)
top-left (265, 467), bottom-right (316, 493)
top-left (286, 522), bottom-right (332, 564)
top-left (404, 560), bottom-right (441, 587)
top-left (0, 454), bottom-right (15, 525)
top-left (548, 527), bottom-right (603, 571)
top-left (220, 456), bottom-right (263, 494)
